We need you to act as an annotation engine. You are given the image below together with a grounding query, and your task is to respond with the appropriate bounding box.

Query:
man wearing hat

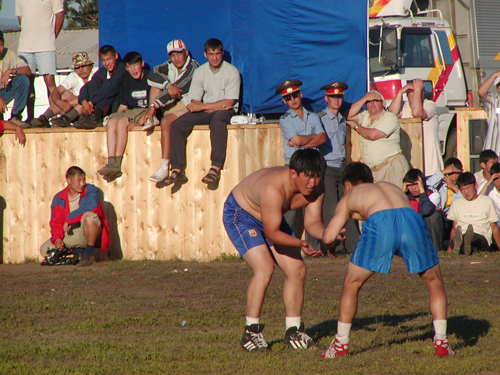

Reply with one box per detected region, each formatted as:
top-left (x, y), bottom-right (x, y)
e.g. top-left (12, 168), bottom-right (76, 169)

top-left (31, 52), bottom-right (98, 127)
top-left (277, 79), bottom-right (326, 242)
top-left (144, 39), bottom-right (200, 183)
top-left (0, 30), bottom-right (31, 127)
top-left (317, 82), bottom-right (359, 253)
top-left (478, 71), bottom-right (500, 156)
top-left (347, 90), bottom-right (409, 186)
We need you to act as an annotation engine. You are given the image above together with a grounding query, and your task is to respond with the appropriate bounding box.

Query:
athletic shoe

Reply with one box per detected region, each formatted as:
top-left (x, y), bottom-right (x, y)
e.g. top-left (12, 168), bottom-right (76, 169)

top-left (51, 115), bottom-right (72, 127)
top-left (451, 225), bottom-right (462, 254)
top-left (30, 115), bottom-right (50, 128)
top-left (103, 171), bottom-right (123, 183)
top-left (463, 224), bottom-right (474, 255)
top-left (98, 163), bottom-right (120, 176)
top-left (76, 253), bottom-right (94, 267)
top-left (142, 116), bottom-right (160, 131)
top-left (434, 339), bottom-right (455, 357)
top-left (149, 164), bottom-right (169, 182)
top-left (9, 115), bottom-right (30, 128)
top-left (240, 324), bottom-right (268, 352)
top-left (320, 338), bottom-right (349, 358)
top-left (282, 323), bottom-right (316, 349)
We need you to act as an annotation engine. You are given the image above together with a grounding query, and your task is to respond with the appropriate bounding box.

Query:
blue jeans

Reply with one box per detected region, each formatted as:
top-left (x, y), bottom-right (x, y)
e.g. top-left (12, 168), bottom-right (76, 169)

top-left (0, 74), bottom-right (30, 115)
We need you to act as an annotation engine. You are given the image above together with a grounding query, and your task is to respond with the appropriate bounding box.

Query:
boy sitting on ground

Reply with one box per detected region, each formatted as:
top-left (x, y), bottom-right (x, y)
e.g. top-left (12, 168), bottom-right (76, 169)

top-left (402, 168), bottom-right (443, 252)
top-left (447, 172), bottom-right (500, 254)
top-left (31, 52), bottom-right (98, 127)
top-left (97, 52), bottom-right (150, 181)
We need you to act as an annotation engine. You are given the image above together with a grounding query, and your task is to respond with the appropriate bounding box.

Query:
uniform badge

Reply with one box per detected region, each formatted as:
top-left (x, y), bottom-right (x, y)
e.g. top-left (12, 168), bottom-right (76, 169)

top-left (248, 229), bottom-right (257, 237)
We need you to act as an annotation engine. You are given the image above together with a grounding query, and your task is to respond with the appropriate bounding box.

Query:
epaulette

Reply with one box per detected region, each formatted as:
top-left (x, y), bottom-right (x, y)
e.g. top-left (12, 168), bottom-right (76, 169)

top-left (280, 112), bottom-right (290, 119)
top-left (317, 111), bottom-right (327, 118)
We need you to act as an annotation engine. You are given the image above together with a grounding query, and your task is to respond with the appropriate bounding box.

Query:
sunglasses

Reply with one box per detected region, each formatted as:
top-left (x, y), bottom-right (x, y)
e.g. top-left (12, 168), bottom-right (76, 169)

top-left (366, 99), bottom-right (383, 104)
top-left (74, 64), bottom-right (92, 70)
top-left (283, 92), bottom-right (300, 102)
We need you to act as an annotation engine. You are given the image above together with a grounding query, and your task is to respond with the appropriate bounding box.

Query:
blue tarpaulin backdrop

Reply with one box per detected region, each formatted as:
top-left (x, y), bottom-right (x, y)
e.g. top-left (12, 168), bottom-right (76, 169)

top-left (100, 0), bottom-right (367, 114)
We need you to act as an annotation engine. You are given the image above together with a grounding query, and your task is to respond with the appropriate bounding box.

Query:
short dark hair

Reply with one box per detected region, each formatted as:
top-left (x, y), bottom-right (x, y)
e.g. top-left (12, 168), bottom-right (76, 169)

top-left (490, 162), bottom-right (500, 175)
top-left (342, 162), bottom-right (374, 186)
top-left (123, 51), bottom-right (143, 66)
top-left (204, 38), bottom-right (223, 52)
top-left (456, 172), bottom-right (476, 187)
top-left (289, 149), bottom-right (326, 178)
top-left (479, 149), bottom-right (498, 164)
top-left (66, 166), bottom-right (85, 178)
top-left (99, 45), bottom-right (116, 56)
top-left (444, 157), bottom-right (462, 170)
top-left (403, 168), bottom-right (425, 184)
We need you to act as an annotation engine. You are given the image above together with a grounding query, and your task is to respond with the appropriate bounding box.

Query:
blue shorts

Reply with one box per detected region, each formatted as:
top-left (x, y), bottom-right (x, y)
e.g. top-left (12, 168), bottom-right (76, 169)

top-left (18, 51), bottom-right (57, 75)
top-left (223, 193), bottom-right (294, 258)
top-left (351, 208), bottom-right (439, 273)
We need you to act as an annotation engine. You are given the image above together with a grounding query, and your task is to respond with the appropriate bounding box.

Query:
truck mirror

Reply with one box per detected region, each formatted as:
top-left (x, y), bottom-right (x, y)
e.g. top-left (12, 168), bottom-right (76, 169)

top-left (380, 27), bottom-right (398, 66)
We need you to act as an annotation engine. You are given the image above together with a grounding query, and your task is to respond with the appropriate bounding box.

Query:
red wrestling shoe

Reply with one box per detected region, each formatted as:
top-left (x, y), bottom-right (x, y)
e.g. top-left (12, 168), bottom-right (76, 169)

top-left (434, 339), bottom-right (455, 357)
top-left (320, 338), bottom-right (349, 358)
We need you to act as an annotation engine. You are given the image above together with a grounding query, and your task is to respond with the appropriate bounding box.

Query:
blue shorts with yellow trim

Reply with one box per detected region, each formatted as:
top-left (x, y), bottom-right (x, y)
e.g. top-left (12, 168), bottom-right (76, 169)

top-left (223, 193), bottom-right (294, 258)
top-left (351, 208), bottom-right (439, 273)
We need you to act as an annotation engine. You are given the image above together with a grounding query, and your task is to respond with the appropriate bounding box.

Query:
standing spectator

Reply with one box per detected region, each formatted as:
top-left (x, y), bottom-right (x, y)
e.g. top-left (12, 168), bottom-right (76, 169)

top-left (388, 78), bottom-right (443, 176)
top-left (276, 79), bottom-right (325, 245)
top-left (478, 71), bottom-right (500, 155)
top-left (75, 45), bottom-right (127, 129)
top-left (97, 52), bottom-right (150, 181)
top-left (15, 0), bottom-right (64, 119)
top-left (474, 149), bottom-right (498, 195)
top-left (347, 90), bottom-right (410, 186)
top-left (317, 81), bottom-right (358, 253)
top-left (0, 30), bottom-right (31, 127)
top-left (165, 38), bottom-right (240, 187)
top-left (144, 39), bottom-right (199, 183)
top-left (31, 52), bottom-right (97, 128)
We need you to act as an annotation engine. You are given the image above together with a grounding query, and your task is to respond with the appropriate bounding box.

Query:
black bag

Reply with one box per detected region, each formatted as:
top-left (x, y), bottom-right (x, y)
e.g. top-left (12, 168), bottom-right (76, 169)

top-left (41, 246), bottom-right (77, 266)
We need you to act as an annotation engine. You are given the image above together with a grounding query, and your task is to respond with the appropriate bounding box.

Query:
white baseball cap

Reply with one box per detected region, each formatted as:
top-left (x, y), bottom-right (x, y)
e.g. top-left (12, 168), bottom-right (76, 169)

top-left (167, 40), bottom-right (186, 54)
top-left (494, 76), bottom-right (500, 87)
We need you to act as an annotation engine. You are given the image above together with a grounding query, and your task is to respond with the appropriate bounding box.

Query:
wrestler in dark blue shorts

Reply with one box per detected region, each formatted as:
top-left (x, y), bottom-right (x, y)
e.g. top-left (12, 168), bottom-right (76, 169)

top-left (223, 193), bottom-right (294, 257)
top-left (351, 207), bottom-right (439, 273)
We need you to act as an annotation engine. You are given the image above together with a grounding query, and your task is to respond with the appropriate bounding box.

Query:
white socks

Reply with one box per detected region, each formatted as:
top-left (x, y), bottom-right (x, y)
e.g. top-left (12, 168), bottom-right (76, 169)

top-left (433, 320), bottom-right (447, 340)
top-left (246, 317), bottom-right (259, 326)
top-left (336, 322), bottom-right (352, 344)
top-left (286, 317), bottom-right (301, 330)
top-left (160, 158), bottom-right (169, 167)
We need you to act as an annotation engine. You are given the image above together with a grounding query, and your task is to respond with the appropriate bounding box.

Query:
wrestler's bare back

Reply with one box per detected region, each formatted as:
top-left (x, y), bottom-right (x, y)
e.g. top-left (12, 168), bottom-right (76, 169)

top-left (231, 166), bottom-right (321, 222)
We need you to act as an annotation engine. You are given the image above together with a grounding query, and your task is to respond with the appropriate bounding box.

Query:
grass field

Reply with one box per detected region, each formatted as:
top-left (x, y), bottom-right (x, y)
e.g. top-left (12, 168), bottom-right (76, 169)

top-left (1, 252), bottom-right (500, 375)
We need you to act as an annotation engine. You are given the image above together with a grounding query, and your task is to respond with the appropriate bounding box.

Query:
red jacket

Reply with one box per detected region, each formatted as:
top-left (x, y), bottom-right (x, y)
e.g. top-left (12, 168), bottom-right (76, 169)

top-left (0, 120), bottom-right (4, 134)
top-left (50, 184), bottom-right (110, 251)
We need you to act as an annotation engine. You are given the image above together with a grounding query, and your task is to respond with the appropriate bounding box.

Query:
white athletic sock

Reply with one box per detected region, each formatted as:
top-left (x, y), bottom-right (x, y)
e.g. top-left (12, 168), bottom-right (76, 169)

top-left (160, 158), bottom-right (169, 167)
top-left (433, 320), bottom-right (447, 340)
top-left (336, 322), bottom-right (352, 344)
top-left (246, 317), bottom-right (259, 326)
top-left (285, 316), bottom-right (301, 330)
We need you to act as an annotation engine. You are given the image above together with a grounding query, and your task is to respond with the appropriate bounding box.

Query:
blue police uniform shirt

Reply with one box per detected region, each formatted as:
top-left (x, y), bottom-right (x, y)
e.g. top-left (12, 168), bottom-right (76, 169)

top-left (279, 108), bottom-right (324, 164)
top-left (318, 107), bottom-right (346, 168)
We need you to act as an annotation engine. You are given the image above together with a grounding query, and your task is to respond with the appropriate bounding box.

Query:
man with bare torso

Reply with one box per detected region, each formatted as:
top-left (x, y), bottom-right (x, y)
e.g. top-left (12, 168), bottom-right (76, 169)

top-left (320, 162), bottom-right (453, 358)
top-left (223, 148), bottom-right (325, 352)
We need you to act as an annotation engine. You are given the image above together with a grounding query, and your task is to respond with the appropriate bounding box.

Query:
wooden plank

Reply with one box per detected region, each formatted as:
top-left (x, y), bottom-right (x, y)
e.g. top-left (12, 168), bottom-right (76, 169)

top-left (456, 108), bottom-right (487, 172)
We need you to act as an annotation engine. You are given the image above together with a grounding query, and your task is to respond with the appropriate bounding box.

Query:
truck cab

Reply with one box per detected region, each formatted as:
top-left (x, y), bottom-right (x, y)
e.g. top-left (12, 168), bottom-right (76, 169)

top-left (369, 9), bottom-right (468, 158)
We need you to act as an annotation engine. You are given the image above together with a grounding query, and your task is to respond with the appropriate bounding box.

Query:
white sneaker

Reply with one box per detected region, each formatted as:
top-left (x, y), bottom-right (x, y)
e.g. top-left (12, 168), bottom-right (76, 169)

top-left (149, 164), bottom-right (169, 182)
top-left (142, 116), bottom-right (160, 131)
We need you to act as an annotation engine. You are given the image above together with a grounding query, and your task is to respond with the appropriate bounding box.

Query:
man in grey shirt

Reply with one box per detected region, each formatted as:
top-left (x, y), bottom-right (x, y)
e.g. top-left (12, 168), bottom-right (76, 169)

top-left (165, 38), bottom-right (241, 188)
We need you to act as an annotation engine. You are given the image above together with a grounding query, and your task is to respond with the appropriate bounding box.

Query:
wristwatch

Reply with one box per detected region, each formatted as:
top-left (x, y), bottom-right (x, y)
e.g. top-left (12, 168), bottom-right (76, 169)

top-left (354, 124), bottom-right (359, 130)
top-left (13, 68), bottom-right (18, 75)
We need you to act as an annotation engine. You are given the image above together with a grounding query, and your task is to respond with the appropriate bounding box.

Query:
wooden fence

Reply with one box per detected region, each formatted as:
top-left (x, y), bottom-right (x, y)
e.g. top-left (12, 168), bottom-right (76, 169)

top-left (1, 118), bottom-right (424, 263)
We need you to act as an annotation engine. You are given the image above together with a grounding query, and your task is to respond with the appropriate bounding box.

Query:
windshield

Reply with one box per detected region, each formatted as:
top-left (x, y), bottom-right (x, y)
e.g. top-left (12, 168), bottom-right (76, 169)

top-left (369, 27), bottom-right (393, 77)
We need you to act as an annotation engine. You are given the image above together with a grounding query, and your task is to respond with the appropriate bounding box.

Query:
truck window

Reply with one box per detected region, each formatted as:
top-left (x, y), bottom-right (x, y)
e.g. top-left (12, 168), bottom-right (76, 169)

top-left (434, 30), bottom-right (453, 65)
top-left (369, 27), bottom-right (393, 77)
top-left (401, 28), bottom-right (434, 68)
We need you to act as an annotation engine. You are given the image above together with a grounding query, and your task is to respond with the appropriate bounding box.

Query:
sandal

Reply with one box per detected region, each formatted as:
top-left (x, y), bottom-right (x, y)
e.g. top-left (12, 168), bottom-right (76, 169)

top-left (164, 169), bottom-right (188, 186)
top-left (201, 167), bottom-right (221, 184)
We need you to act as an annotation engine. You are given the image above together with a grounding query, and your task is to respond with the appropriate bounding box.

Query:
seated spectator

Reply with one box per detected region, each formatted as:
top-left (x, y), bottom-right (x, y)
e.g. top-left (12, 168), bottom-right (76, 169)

top-left (388, 78), bottom-right (443, 177)
top-left (426, 157), bottom-right (463, 215)
top-left (31, 52), bottom-right (98, 128)
top-left (484, 163), bottom-right (500, 223)
top-left (0, 119), bottom-right (26, 145)
top-left (74, 45), bottom-right (127, 129)
top-left (474, 149), bottom-right (498, 195)
top-left (97, 52), bottom-right (150, 181)
top-left (144, 39), bottom-right (199, 183)
top-left (0, 30), bottom-right (31, 127)
top-left (165, 38), bottom-right (241, 188)
top-left (478, 70), bottom-right (500, 154)
top-left (447, 172), bottom-right (500, 254)
top-left (40, 166), bottom-right (110, 267)
top-left (402, 168), bottom-right (443, 251)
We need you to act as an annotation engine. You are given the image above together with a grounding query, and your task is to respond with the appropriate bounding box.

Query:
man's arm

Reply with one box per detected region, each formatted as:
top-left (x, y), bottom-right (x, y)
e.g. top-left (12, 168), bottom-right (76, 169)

top-left (2, 121), bottom-right (26, 146)
top-left (478, 70), bottom-right (500, 104)
top-left (54, 11), bottom-right (64, 38)
top-left (349, 122), bottom-right (387, 141)
top-left (322, 197), bottom-right (351, 246)
top-left (303, 190), bottom-right (325, 240)
top-left (187, 99), bottom-right (236, 113)
top-left (50, 86), bottom-right (72, 113)
top-left (387, 85), bottom-right (408, 116)
top-left (408, 79), bottom-right (427, 119)
top-left (288, 132), bottom-right (326, 147)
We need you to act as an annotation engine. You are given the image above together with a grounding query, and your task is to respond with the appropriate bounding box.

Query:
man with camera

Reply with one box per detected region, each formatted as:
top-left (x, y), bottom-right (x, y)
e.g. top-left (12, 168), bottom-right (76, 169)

top-left (40, 166), bottom-right (110, 267)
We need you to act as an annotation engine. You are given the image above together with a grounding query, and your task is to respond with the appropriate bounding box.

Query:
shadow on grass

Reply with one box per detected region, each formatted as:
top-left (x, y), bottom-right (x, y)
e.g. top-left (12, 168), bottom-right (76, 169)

top-left (305, 313), bottom-right (490, 353)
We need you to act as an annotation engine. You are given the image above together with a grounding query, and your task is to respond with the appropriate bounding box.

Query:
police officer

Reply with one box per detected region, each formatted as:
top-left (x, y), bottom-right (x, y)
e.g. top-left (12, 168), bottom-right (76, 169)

top-left (317, 81), bottom-right (359, 254)
top-left (276, 79), bottom-right (326, 245)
